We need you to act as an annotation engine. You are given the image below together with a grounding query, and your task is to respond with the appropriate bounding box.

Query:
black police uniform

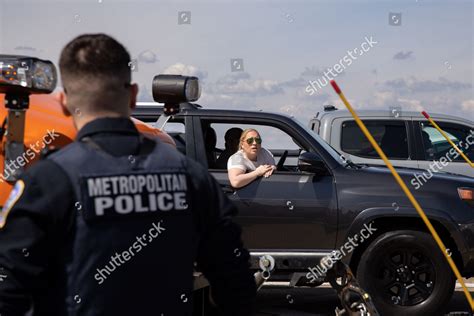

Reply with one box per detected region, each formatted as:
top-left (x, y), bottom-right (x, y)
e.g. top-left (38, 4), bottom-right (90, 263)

top-left (0, 118), bottom-right (256, 316)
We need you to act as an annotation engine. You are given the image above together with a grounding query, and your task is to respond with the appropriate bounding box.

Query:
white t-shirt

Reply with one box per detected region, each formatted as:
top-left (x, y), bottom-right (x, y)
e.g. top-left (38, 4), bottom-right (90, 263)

top-left (227, 148), bottom-right (275, 172)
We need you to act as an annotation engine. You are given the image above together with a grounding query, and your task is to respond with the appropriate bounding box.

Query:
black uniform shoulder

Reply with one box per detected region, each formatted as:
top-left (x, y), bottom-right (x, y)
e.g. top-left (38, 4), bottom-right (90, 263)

top-left (2, 159), bottom-right (75, 227)
top-left (45, 141), bottom-right (84, 162)
top-left (39, 145), bottom-right (60, 159)
top-left (153, 137), bottom-right (188, 160)
top-left (22, 159), bottom-right (73, 192)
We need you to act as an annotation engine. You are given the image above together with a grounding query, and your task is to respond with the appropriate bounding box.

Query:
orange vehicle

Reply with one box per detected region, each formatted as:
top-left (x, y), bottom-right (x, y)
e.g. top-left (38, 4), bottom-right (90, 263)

top-left (0, 55), bottom-right (174, 206)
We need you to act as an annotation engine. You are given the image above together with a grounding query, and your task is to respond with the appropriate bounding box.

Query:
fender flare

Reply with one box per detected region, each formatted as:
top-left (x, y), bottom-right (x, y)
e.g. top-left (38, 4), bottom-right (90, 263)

top-left (341, 206), bottom-right (465, 263)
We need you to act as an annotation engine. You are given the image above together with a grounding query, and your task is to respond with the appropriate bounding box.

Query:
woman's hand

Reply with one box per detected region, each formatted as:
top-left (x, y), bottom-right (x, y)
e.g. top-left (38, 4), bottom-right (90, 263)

top-left (263, 165), bottom-right (276, 178)
top-left (256, 165), bottom-right (274, 177)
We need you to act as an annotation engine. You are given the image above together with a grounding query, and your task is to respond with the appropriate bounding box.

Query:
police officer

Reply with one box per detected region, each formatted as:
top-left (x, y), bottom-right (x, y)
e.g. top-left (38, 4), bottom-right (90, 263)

top-left (0, 34), bottom-right (256, 315)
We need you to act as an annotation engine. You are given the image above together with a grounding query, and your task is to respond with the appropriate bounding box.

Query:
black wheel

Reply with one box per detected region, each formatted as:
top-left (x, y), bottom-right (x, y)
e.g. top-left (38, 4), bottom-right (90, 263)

top-left (356, 230), bottom-right (455, 316)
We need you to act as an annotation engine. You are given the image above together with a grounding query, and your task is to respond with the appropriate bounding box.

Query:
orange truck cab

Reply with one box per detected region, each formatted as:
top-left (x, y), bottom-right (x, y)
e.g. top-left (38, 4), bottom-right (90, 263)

top-left (0, 55), bottom-right (174, 206)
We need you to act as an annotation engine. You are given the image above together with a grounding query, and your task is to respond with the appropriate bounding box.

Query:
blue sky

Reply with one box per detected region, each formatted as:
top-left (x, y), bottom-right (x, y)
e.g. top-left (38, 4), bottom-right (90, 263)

top-left (1, 0), bottom-right (472, 123)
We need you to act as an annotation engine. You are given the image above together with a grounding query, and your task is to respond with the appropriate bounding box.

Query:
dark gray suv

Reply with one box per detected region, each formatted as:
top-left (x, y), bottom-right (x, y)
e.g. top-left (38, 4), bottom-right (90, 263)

top-left (134, 102), bottom-right (474, 316)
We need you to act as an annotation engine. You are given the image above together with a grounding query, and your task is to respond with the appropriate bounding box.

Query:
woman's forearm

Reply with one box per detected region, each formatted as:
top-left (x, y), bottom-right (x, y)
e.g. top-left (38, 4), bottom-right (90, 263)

top-left (230, 170), bottom-right (259, 188)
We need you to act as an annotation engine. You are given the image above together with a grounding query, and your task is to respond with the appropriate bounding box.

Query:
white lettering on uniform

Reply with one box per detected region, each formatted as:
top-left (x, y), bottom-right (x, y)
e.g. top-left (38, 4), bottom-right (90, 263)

top-left (119, 177), bottom-right (129, 194)
top-left (138, 175), bottom-right (146, 192)
top-left (129, 176), bottom-right (138, 193)
top-left (109, 177), bottom-right (119, 194)
top-left (102, 178), bottom-right (111, 195)
top-left (115, 196), bottom-right (134, 214)
top-left (157, 193), bottom-right (173, 211)
top-left (154, 175), bottom-right (163, 192)
top-left (89, 174), bottom-right (190, 216)
top-left (134, 194), bottom-right (149, 212)
top-left (179, 175), bottom-right (187, 190)
top-left (88, 178), bottom-right (102, 197)
top-left (175, 192), bottom-right (187, 210)
top-left (163, 175), bottom-right (172, 190)
top-left (146, 175), bottom-right (155, 192)
top-left (95, 197), bottom-right (114, 215)
top-left (148, 193), bottom-right (157, 211)
top-left (172, 175), bottom-right (181, 191)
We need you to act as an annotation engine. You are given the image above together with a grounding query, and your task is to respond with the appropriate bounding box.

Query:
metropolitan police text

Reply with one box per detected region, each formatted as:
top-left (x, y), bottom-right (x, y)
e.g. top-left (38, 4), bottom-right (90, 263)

top-left (87, 173), bottom-right (188, 216)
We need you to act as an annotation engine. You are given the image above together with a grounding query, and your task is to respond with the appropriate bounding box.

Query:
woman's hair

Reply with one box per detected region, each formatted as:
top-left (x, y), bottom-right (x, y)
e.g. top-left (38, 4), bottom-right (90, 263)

top-left (239, 128), bottom-right (260, 149)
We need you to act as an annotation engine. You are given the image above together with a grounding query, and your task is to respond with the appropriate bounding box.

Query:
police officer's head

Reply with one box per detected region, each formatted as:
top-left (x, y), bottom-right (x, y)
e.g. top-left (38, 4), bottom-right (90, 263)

top-left (57, 33), bottom-right (138, 128)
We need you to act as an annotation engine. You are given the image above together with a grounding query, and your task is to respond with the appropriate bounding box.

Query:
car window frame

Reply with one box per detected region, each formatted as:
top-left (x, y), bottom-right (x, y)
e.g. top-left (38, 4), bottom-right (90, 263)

top-left (193, 116), bottom-right (327, 175)
top-left (415, 120), bottom-right (474, 162)
top-left (339, 119), bottom-right (413, 161)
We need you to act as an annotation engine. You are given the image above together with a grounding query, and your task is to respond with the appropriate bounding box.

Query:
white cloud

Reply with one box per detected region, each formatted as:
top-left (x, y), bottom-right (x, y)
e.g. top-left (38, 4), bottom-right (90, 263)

top-left (397, 98), bottom-right (424, 111)
top-left (138, 50), bottom-right (158, 64)
top-left (461, 99), bottom-right (474, 112)
top-left (371, 91), bottom-right (397, 107)
top-left (208, 72), bottom-right (283, 97)
top-left (369, 91), bottom-right (423, 111)
top-left (162, 63), bottom-right (208, 79)
top-left (380, 76), bottom-right (471, 94)
top-left (137, 84), bottom-right (154, 102)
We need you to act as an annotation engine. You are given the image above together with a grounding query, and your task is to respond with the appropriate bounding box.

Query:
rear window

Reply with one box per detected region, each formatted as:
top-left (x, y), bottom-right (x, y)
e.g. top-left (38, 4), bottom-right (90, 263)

top-left (341, 120), bottom-right (409, 159)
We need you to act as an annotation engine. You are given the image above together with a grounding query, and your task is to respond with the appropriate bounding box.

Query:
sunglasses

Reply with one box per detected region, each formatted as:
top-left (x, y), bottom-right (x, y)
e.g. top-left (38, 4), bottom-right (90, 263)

top-left (245, 137), bottom-right (262, 145)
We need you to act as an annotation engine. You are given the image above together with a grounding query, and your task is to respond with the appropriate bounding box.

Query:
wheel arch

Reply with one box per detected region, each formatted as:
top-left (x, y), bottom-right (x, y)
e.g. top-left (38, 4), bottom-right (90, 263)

top-left (343, 208), bottom-right (464, 276)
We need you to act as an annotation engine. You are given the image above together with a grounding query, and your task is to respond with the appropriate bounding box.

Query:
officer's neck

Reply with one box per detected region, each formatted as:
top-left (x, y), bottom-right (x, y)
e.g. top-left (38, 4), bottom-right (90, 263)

top-left (74, 113), bottom-right (129, 131)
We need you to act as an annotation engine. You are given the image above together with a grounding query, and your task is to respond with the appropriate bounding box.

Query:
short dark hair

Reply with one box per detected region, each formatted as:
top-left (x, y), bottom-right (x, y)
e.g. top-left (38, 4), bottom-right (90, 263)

top-left (60, 33), bottom-right (131, 83)
top-left (59, 34), bottom-right (132, 113)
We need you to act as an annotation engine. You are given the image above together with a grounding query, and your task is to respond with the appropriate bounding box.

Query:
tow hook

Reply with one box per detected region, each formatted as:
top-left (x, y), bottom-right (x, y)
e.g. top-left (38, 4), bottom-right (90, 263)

top-left (254, 254), bottom-right (275, 290)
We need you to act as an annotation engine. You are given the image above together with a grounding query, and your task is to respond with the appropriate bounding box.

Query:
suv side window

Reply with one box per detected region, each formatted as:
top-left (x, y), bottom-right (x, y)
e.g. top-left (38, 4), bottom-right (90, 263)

top-left (419, 122), bottom-right (474, 161)
top-left (341, 120), bottom-right (409, 159)
top-left (204, 122), bottom-right (304, 171)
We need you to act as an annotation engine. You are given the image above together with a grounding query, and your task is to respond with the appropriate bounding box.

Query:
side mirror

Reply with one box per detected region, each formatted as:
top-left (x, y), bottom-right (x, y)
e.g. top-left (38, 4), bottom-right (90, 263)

top-left (298, 152), bottom-right (327, 174)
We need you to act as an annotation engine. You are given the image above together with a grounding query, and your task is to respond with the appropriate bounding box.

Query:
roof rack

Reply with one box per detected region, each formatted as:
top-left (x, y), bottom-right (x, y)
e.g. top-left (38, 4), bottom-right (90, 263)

top-left (135, 102), bottom-right (201, 110)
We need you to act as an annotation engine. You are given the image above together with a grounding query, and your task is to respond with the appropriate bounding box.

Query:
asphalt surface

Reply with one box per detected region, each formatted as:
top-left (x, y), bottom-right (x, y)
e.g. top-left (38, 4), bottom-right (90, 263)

top-left (255, 281), bottom-right (474, 316)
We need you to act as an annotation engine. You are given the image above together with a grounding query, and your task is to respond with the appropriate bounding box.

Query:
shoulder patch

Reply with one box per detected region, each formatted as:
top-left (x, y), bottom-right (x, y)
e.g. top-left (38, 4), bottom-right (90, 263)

top-left (0, 180), bottom-right (25, 229)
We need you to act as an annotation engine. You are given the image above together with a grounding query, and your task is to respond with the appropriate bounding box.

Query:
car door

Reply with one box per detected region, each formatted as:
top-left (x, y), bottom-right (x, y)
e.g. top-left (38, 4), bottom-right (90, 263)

top-left (193, 116), bottom-right (338, 251)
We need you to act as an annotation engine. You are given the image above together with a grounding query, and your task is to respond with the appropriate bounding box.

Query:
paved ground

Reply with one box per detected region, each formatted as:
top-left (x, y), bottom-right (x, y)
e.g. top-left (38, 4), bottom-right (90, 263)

top-left (255, 280), bottom-right (474, 315)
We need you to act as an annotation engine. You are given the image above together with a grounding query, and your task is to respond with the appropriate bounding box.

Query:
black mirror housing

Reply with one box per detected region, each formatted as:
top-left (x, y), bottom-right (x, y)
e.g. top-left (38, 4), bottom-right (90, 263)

top-left (298, 152), bottom-right (328, 174)
top-left (152, 74), bottom-right (201, 115)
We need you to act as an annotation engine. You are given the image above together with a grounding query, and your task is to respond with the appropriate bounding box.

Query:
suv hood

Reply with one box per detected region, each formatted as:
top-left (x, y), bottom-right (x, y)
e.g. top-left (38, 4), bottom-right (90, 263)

top-left (362, 164), bottom-right (474, 184)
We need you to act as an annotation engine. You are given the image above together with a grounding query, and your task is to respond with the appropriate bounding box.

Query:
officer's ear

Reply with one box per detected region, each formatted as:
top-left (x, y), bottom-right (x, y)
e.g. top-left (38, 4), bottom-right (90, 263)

top-left (129, 83), bottom-right (138, 110)
top-left (57, 90), bottom-right (72, 117)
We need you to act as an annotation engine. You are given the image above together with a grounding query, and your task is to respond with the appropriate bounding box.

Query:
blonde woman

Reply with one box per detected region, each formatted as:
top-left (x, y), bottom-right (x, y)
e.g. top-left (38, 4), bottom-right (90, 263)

top-left (227, 128), bottom-right (276, 188)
